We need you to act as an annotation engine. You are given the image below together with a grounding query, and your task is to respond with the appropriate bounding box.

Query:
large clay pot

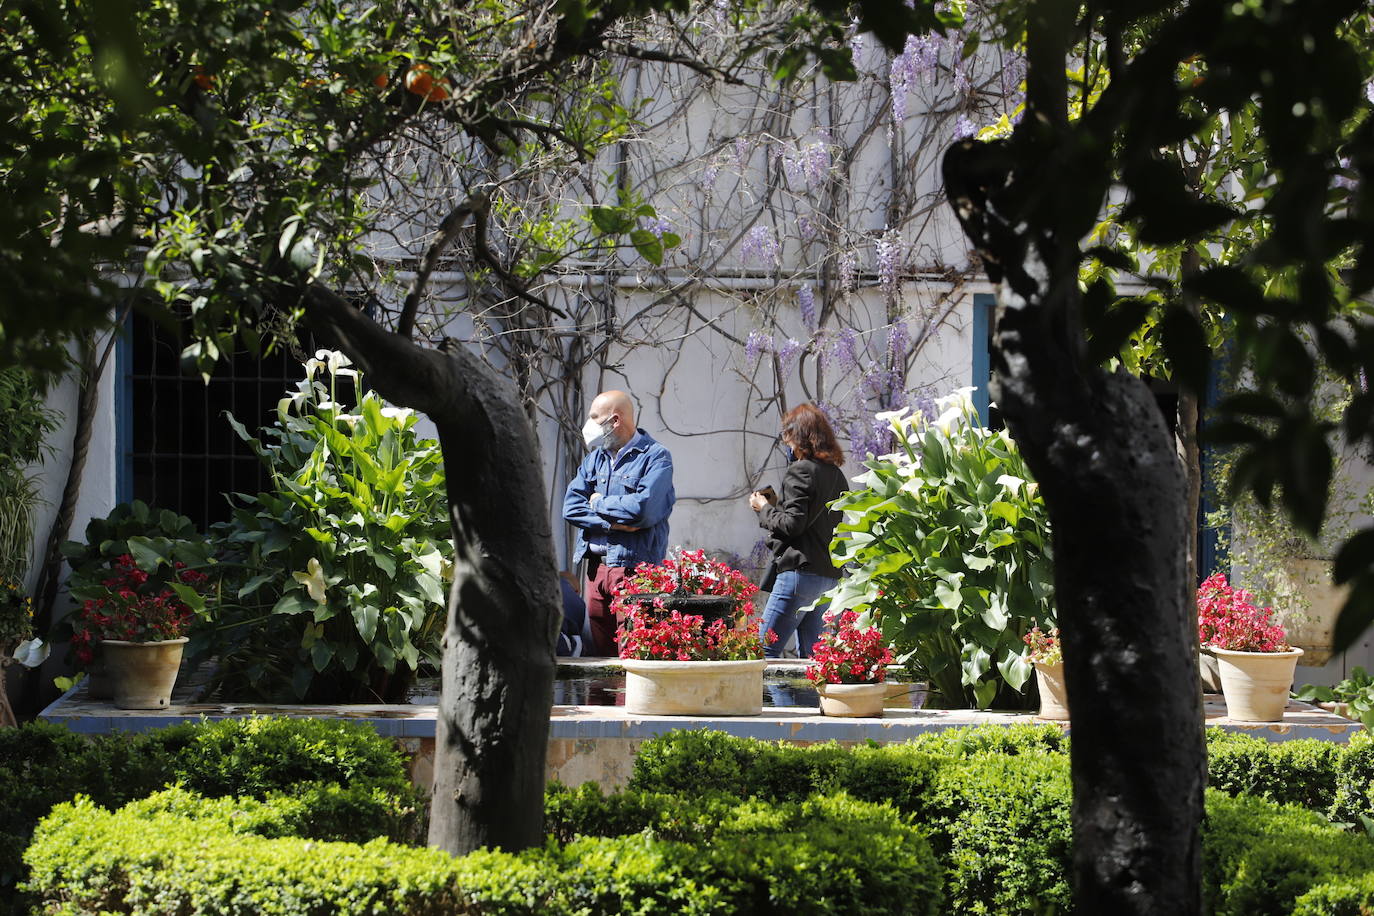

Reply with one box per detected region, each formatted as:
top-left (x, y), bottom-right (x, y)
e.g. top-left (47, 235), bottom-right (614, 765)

top-left (1034, 661), bottom-right (1069, 721)
top-left (1211, 646), bottom-right (1304, 722)
top-left (101, 638), bottom-right (187, 710)
top-left (1271, 558), bottom-right (1347, 666)
top-left (621, 658), bottom-right (765, 715)
top-left (817, 682), bottom-right (887, 718)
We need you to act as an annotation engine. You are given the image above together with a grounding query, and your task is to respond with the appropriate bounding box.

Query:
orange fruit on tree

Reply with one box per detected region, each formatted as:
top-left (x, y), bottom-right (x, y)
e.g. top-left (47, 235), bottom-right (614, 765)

top-left (192, 66), bottom-right (215, 90)
top-left (373, 71), bottom-right (389, 89)
top-left (404, 64), bottom-right (449, 102)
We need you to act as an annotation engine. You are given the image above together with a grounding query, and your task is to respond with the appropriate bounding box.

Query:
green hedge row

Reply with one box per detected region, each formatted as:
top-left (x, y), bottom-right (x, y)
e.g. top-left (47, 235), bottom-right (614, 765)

top-left (624, 728), bottom-right (1374, 915)
top-left (0, 718), bottom-right (423, 914)
top-left (25, 787), bottom-right (942, 916)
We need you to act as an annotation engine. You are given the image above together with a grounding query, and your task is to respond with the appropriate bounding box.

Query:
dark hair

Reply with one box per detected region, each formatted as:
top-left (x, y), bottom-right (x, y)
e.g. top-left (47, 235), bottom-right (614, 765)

top-left (782, 403), bottom-right (844, 466)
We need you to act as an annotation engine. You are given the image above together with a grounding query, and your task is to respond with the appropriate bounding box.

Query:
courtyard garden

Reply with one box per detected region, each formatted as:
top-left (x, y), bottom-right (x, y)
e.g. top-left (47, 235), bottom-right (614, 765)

top-left (3, 0), bottom-right (1374, 912)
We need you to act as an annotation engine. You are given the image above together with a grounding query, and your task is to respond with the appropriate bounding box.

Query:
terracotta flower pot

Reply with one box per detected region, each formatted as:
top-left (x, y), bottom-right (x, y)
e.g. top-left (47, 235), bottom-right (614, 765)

top-left (621, 658), bottom-right (765, 716)
top-left (101, 638), bottom-right (187, 710)
top-left (1211, 646), bottom-right (1304, 722)
top-left (817, 682), bottom-right (887, 718)
top-left (1034, 661), bottom-right (1069, 720)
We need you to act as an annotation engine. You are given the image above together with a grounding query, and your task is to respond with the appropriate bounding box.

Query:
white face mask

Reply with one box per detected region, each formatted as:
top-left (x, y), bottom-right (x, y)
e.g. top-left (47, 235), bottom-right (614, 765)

top-left (582, 416), bottom-right (612, 450)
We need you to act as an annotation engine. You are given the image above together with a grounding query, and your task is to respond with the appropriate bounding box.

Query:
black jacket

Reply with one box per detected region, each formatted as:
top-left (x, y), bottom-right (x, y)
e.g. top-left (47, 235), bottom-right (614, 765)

top-left (757, 458), bottom-right (848, 581)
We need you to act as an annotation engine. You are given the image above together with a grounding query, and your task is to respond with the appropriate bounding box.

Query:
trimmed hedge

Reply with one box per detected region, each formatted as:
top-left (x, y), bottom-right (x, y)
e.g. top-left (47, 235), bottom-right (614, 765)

top-left (1203, 791), bottom-right (1374, 916)
top-left (629, 728), bottom-right (1374, 916)
top-left (25, 788), bottom-right (944, 916)
top-left (0, 718), bottom-right (423, 914)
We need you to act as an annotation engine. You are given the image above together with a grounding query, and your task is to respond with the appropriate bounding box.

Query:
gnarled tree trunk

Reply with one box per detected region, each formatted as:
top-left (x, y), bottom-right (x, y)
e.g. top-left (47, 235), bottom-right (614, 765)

top-left (303, 288), bottom-right (560, 855)
top-left (942, 2), bottom-right (1205, 909)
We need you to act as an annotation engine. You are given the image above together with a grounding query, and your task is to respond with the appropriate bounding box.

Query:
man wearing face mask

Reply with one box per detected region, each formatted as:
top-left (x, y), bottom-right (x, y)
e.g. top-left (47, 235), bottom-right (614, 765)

top-left (562, 390), bottom-right (676, 656)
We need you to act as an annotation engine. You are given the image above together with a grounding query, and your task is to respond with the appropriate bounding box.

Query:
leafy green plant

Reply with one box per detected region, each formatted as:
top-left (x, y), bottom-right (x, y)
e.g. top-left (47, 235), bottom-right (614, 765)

top-left (0, 367), bottom-right (59, 583)
top-left (823, 388), bottom-right (1056, 708)
top-left (1295, 668), bottom-right (1374, 730)
top-left (204, 350), bottom-right (451, 702)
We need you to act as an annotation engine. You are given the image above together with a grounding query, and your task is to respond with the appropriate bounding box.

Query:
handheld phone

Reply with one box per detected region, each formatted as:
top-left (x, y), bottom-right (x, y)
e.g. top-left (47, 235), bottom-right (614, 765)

top-left (755, 485), bottom-right (778, 504)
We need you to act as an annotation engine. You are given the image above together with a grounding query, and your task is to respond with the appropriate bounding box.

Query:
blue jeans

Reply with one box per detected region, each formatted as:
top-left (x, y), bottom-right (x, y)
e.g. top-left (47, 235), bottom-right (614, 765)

top-left (759, 570), bottom-right (836, 659)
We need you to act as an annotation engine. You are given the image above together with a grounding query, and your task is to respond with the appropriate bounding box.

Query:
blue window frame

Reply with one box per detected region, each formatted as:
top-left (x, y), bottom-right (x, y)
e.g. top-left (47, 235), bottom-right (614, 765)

top-left (971, 293), bottom-right (996, 426)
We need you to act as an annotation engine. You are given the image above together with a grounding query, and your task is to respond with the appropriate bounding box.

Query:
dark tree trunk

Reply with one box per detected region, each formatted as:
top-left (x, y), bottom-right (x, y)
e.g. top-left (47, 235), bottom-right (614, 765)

top-left (942, 2), bottom-right (1205, 909)
top-left (303, 287), bottom-right (560, 855)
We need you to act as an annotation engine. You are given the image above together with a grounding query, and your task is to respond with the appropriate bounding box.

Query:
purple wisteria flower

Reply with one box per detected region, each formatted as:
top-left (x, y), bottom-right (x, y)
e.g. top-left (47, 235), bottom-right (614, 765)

top-left (875, 229), bottom-right (901, 297)
top-left (745, 329), bottom-right (773, 366)
top-left (802, 142), bottom-right (830, 188)
top-left (1367, 79), bottom-right (1374, 105)
top-left (886, 321), bottom-right (909, 364)
top-left (797, 215), bottom-right (817, 240)
top-left (831, 326), bottom-right (862, 373)
top-left (954, 114), bottom-right (977, 141)
top-left (839, 250), bottom-right (858, 294)
top-left (734, 137), bottom-right (750, 169)
top-left (1001, 54), bottom-right (1027, 101)
top-left (700, 159), bottom-right (721, 192)
top-left (798, 284), bottom-right (816, 328)
top-left (741, 225), bottom-right (780, 266)
top-left (889, 54), bottom-right (911, 125)
top-left (640, 215), bottom-right (673, 239)
top-left (783, 150), bottom-right (805, 185)
top-left (908, 33), bottom-right (940, 84)
top-left (777, 337), bottom-right (805, 374)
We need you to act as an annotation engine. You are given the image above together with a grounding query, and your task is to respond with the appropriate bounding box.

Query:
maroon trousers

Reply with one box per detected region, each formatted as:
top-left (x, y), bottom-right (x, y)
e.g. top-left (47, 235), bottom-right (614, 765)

top-left (585, 562), bottom-right (629, 657)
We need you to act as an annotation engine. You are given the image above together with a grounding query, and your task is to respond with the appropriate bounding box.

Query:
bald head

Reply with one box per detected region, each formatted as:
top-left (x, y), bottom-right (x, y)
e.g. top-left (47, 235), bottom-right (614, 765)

top-left (588, 390), bottom-right (636, 450)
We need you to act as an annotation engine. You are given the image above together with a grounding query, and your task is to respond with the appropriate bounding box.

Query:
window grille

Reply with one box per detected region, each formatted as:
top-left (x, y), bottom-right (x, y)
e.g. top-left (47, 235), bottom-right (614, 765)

top-left (124, 312), bottom-right (325, 530)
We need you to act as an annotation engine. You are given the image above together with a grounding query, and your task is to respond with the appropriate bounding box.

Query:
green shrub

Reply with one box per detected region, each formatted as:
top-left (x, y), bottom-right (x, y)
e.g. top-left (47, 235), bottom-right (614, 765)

top-left (156, 716), bottom-right (414, 798)
top-left (1290, 873), bottom-right (1374, 916)
top-left (922, 750), bottom-right (1073, 915)
top-left (1329, 730), bottom-right (1374, 828)
top-left (905, 722), bottom-right (1069, 758)
top-left (1203, 790), bottom-right (1374, 916)
top-left (127, 785), bottom-right (423, 845)
top-left (1206, 730), bottom-right (1342, 813)
top-left (627, 729), bottom-right (945, 810)
top-left (0, 717), bottom-right (420, 914)
top-left (629, 729), bottom-right (1071, 916)
top-left (26, 789), bottom-right (943, 915)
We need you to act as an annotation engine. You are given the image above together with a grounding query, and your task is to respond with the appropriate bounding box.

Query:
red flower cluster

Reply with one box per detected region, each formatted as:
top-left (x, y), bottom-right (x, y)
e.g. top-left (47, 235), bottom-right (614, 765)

top-left (70, 554), bottom-right (209, 664)
top-left (1197, 572), bottom-right (1289, 653)
top-left (806, 610), bottom-right (893, 686)
top-left (1023, 626), bottom-right (1062, 666)
top-left (609, 549), bottom-right (760, 620)
top-left (619, 610), bottom-right (769, 661)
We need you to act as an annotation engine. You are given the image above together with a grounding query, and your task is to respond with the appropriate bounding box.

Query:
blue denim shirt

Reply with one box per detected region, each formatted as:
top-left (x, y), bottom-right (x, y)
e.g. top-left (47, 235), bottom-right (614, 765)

top-left (562, 429), bottom-right (675, 569)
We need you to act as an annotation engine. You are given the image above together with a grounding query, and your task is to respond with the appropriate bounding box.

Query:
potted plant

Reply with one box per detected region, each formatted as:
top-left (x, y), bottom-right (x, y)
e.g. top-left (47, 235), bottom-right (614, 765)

top-left (69, 554), bottom-right (210, 709)
top-left (615, 552), bottom-right (766, 715)
top-left (1024, 626), bottom-right (1068, 720)
top-left (806, 610), bottom-right (894, 717)
top-left (1198, 572), bottom-right (1303, 722)
top-left (1, 577), bottom-right (47, 727)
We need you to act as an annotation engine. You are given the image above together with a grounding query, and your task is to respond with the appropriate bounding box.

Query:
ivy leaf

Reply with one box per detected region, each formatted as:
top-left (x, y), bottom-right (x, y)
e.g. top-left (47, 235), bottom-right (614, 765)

top-left (630, 228), bottom-right (664, 265)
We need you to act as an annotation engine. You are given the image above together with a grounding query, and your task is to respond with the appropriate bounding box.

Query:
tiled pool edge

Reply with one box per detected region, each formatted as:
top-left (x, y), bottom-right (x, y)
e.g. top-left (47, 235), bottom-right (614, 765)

top-left (40, 685), bottom-right (1363, 791)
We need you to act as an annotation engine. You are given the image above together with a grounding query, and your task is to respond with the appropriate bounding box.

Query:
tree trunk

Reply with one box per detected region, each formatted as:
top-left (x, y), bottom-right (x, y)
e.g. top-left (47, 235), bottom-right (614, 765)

top-left (942, 1), bottom-right (1205, 907)
top-left (303, 287), bottom-right (560, 855)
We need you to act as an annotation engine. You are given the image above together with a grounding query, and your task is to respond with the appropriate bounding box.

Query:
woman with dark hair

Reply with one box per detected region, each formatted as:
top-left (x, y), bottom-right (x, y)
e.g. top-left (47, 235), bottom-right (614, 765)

top-left (749, 402), bottom-right (848, 658)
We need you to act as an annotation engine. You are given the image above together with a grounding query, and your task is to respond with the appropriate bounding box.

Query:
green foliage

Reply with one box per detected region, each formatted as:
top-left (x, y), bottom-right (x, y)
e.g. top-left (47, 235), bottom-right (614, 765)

top-left (59, 499), bottom-right (213, 606)
top-left (1205, 729), bottom-right (1342, 814)
top-left (1203, 791), bottom-right (1374, 916)
top-left (923, 749), bottom-right (1073, 915)
top-left (205, 353), bottom-right (451, 702)
top-left (25, 780), bottom-right (942, 915)
top-left (0, 367), bottom-right (59, 582)
top-left (0, 717), bottom-right (419, 915)
top-left (1295, 668), bottom-right (1374, 731)
top-left (904, 722), bottom-right (1070, 758)
top-left (824, 390), bottom-right (1055, 708)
